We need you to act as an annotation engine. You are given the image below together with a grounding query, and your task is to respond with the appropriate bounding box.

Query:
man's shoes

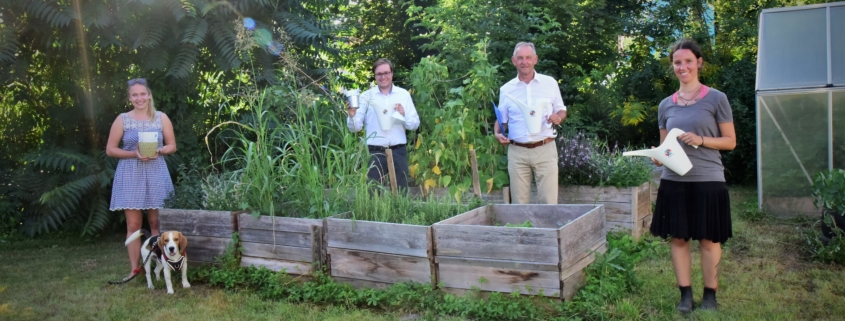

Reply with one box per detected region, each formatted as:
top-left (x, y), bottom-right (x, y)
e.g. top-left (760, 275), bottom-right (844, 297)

top-left (700, 287), bottom-right (718, 310)
top-left (676, 286), bottom-right (694, 314)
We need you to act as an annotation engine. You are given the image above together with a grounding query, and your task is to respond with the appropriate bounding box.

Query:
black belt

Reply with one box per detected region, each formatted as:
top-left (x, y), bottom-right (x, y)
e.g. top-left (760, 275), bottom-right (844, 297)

top-left (368, 144), bottom-right (406, 152)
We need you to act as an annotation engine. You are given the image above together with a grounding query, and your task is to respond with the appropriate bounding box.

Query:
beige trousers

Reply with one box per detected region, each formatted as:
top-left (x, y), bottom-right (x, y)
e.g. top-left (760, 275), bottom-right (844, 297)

top-left (507, 142), bottom-right (558, 204)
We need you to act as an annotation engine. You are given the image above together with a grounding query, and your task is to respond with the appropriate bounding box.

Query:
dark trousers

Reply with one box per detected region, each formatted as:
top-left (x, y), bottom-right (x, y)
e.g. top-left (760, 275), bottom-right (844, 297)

top-left (367, 145), bottom-right (409, 190)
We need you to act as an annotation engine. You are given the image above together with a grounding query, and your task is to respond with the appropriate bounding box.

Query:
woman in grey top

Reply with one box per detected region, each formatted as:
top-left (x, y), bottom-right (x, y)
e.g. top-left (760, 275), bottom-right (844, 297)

top-left (650, 39), bottom-right (736, 313)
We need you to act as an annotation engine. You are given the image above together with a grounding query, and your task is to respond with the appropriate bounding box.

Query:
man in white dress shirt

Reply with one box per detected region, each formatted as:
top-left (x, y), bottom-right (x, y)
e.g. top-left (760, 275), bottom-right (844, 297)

top-left (493, 42), bottom-right (566, 204)
top-left (347, 58), bottom-right (420, 189)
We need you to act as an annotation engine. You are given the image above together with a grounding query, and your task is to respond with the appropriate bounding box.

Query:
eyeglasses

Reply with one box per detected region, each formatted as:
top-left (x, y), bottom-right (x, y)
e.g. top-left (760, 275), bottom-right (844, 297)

top-left (127, 78), bottom-right (147, 86)
top-left (375, 71), bottom-right (392, 78)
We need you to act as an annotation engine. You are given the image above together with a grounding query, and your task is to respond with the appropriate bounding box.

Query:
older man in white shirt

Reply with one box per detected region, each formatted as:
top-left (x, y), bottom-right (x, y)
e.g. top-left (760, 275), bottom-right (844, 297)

top-left (347, 58), bottom-right (420, 189)
top-left (493, 42), bottom-right (566, 204)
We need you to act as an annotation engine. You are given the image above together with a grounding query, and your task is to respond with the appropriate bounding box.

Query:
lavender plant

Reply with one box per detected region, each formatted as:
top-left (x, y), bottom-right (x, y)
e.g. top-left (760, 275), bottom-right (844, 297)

top-left (557, 131), bottom-right (652, 187)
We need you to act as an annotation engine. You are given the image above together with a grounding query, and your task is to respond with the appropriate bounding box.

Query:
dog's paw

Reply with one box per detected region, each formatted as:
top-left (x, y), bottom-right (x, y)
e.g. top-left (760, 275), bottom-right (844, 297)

top-left (147, 285), bottom-right (155, 290)
top-left (182, 282), bottom-right (191, 288)
top-left (167, 290), bottom-right (174, 294)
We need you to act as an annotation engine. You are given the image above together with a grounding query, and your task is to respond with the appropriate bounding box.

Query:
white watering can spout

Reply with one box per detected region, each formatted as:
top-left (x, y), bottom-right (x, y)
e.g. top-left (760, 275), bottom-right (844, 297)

top-left (504, 93), bottom-right (551, 134)
top-left (623, 128), bottom-right (696, 176)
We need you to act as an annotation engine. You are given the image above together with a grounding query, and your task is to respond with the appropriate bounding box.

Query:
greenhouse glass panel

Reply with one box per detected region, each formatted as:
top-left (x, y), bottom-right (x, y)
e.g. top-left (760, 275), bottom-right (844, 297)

top-left (834, 91), bottom-right (845, 169)
top-left (759, 92), bottom-right (828, 216)
top-left (833, 6), bottom-right (845, 85)
top-left (758, 8), bottom-right (828, 90)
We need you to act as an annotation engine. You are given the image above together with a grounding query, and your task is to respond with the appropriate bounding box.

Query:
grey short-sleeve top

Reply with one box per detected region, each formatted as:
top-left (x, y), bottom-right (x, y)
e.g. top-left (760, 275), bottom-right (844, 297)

top-left (658, 86), bottom-right (733, 182)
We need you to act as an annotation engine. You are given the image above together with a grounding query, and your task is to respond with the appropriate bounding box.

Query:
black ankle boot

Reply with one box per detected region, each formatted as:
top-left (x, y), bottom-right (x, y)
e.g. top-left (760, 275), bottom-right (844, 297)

top-left (677, 286), bottom-right (693, 314)
top-left (701, 287), bottom-right (718, 310)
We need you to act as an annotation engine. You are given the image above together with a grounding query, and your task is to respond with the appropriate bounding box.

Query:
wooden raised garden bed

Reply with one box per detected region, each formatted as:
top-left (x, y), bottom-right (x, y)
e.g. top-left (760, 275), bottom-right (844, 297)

top-left (325, 214), bottom-right (434, 288)
top-left (158, 209), bottom-right (238, 265)
top-left (432, 204), bottom-right (606, 299)
top-left (560, 182), bottom-right (651, 239)
top-left (237, 214), bottom-right (324, 275)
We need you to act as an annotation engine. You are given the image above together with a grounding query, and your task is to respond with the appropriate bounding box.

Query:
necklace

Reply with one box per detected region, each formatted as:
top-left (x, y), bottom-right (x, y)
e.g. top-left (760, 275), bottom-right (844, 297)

top-left (677, 85), bottom-right (702, 106)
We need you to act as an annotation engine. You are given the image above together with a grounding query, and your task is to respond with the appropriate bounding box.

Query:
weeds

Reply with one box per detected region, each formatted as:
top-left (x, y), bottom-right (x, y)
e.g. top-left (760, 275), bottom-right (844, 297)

top-left (558, 130), bottom-right (653, 187)
top-left (736, 199), bottom-right (769, 222)
top-left (346, 188), bottom-right (483, 225)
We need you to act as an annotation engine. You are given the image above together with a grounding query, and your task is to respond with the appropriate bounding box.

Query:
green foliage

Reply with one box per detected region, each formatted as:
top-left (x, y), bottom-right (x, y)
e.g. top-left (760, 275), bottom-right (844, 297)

top-left (347, 190), bottom-right (482, 225)
top-left (802, 218), bottom-right (845, 265)
top-left (736, 199), bottom-right (770, 222)
top-left (408, 40), bottom-right (506, 198)
top-left (812, 169), bottom-right (845, 214)
top-left (503, 220), bottom-right (533, 228)
top-left (164, 160), bottom-right (205, 210)
top-left (558, 130), bottom-right (654, 187)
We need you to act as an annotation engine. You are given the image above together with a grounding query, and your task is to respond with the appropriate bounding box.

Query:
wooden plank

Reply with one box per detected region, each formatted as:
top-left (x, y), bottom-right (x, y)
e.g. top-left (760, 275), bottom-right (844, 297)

top-left (636, 184), bottom-right (652, 221)
top-left (326, 219), bottom-right (429, 257)
top-left (184, 235), bottom-right (231, 263)
top-left (503, 186), bottom-right (510, 204)
top-left (331, 276), bottom-right (393, 290)
top-left (427, 227), bottom-right (437, 286)
top-left (311, 225), bottom-right (322, 271)
top-left (237, 214), bottom-right (322, 233)
top-left (434, 206), bottom-right (489, 226)
top-left (561, 268), bottom-right (587, 300)
top-left (558, 206), bottom-right (606, 269)
top-left (434, 224), bottom-right (559, 263)
top-left (436, 256), bottom-right (559, 272)
top-left (470, 150), bottom-right (481, 197)
top-left (560, 241), bottom-right (606, 280)
top-left (159, 209), bottom-right (234, 238)
top-left (437, 259), bottom-right (560, 297)
top-left (240, 242), bottom-right (312, 262)
top-left (240, 256), bottom-right (312, 275)
top-left (328, 248), bottom-right (432, 285)
top-left (239, 228), bottom-right (312, 248)
top-left (386, 148), bottom-right (398, 193)
top-left (633, 214), bottom-right (653, 240)
top-left (559, 185), bottom-right (634, 203)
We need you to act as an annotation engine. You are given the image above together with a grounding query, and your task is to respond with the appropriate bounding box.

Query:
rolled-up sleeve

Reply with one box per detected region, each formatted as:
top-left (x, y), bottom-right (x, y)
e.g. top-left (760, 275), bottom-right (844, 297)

top-left (403, 95), bottom-right (420, 131)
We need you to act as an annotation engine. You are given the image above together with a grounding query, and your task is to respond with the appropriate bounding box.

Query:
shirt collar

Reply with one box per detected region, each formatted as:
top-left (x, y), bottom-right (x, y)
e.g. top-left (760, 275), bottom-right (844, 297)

top-left (515, 70), bottom-right (539, 85)
top-left (374, 84), bottom-right (394, 96)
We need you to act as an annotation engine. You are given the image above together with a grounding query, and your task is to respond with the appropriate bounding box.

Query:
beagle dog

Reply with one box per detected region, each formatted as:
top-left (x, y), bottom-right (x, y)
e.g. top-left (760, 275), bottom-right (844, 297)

top-left (125, 230), bottom-right (191, 294)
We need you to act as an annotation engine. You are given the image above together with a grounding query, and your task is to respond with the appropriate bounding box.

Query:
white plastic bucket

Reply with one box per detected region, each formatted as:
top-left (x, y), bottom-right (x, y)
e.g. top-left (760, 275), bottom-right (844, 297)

top-left (138, 132), bottom-right (159, 158)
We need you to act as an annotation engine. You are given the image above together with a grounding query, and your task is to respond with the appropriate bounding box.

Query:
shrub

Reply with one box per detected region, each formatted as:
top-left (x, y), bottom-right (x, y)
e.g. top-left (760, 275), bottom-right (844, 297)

top-left (558, 130), bottom-right (653, 187)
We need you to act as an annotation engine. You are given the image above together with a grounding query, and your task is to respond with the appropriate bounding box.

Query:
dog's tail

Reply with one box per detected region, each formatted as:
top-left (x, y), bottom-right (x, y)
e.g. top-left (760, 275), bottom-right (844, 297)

top-left (124, 229), bottom-right (151, 247)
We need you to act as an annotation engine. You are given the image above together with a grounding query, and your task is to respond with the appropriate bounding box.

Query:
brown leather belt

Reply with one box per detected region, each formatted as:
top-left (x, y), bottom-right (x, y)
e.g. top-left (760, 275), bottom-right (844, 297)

top-left (511, 137), bottom-right (554, 149)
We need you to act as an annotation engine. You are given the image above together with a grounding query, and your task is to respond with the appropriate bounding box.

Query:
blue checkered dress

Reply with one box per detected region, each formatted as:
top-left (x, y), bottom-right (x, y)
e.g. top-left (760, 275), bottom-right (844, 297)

top-left (109, 111), bottom-right (175, 211)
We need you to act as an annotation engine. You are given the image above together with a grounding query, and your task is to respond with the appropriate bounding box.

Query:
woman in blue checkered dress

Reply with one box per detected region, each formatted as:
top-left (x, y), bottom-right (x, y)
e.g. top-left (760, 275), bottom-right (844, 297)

top-left (106, 78), bottom-right (176, 278)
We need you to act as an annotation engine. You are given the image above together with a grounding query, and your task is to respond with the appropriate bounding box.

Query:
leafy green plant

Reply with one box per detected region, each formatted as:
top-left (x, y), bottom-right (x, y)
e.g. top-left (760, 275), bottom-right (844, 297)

top-left (346, 188), bottom-right (481, 225)
top-left (736, 199), bottom-right (769, 222)
top-left (164, 159), bottom-right (204, 210)
top-left (503, 220), bottom-right (533, 228)
top-left (812, 169), bottom-right (845, 214)
top-left (802, 220), bottom-right (845, 265)
top-left (558, 130), bottom-right (653, 187)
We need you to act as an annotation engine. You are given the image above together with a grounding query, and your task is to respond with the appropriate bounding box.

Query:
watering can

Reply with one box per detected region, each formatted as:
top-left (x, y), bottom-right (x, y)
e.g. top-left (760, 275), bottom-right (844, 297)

top-left (504, 93), bottom-right (552, 134)
top-left (622, 128), bottom-right (697, 176)
top-left (363, 95), bottom-right (404, 131)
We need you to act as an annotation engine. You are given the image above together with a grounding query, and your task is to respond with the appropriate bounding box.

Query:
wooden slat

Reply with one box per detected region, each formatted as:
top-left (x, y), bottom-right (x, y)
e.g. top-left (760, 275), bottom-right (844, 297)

top-left (561, 268), bottom-right (587, 300)
top-left (436, 256), bottom-right (559, 272)
top-left (239, 228), bottom-right (312, 248)
top-left (633, 214), bottom-right (653, 240)
top-left (558, 206), bottom-right (606, 269)
top-left (240, 242), bottom-right (313, 262)
top-left (470, 150), bottom-right (481, 197)
top-left (559, 185), bottom-right (634, 203)
top-left (434, 224), bottom-right (560, 263)
top-left (560, 241), bottom-right (606, 280)
top-left (437, 259), bottom-right (560, 297)
top-left (311, 225), bottom-right (323, 271)
top-left (433, 206), bottom-right (489, 225)
top-left (183, 235), bottom-right (231, 263)
top-left (328, 248), bottom-right (432, 284)
top-left (240, 256), bottom-right (312, 275)
top-left (331, 276), bottom-right (393, 290)
top-left (237, 214), bottom-right (322, 233)
top-left (159, 209), bottom-right (234, 238)
top-left (636, 184), bottom-right (652, 221)
top-left (326, 219), bottom-right (429, 257)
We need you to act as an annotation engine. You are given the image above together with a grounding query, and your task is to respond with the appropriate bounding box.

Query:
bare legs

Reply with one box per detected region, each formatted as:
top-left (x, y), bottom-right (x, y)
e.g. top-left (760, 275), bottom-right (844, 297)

top-left (125, 209), bottom-right (161, 277)
top-left (670, 237), bottom-right (721, 288)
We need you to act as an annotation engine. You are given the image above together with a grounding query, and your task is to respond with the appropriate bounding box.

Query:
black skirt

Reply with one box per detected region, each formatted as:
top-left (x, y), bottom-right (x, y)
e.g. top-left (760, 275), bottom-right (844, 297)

top-left (650, 180), bottom-right (732, 243)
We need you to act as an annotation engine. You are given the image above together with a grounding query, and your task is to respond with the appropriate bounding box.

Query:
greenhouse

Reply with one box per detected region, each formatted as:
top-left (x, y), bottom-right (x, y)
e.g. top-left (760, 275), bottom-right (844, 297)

top-left (757, 1), bottom-right (845, 216)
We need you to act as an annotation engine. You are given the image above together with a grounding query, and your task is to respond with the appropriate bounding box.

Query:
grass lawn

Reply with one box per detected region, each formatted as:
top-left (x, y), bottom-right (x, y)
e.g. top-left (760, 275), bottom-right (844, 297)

top-left (1, 185), bottom-right (843, 320)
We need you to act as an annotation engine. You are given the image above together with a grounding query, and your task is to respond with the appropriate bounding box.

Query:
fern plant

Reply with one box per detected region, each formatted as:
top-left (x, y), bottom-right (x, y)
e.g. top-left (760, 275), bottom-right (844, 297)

top-left (12, 148), bottom-right (116, 237)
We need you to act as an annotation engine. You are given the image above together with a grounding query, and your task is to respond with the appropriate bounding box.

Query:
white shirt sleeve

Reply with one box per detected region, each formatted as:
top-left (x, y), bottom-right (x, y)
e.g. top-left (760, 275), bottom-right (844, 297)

top-left (347, 105), bottom-right (365, 133)
top-left (403, 94), bottom-right (420, 131)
